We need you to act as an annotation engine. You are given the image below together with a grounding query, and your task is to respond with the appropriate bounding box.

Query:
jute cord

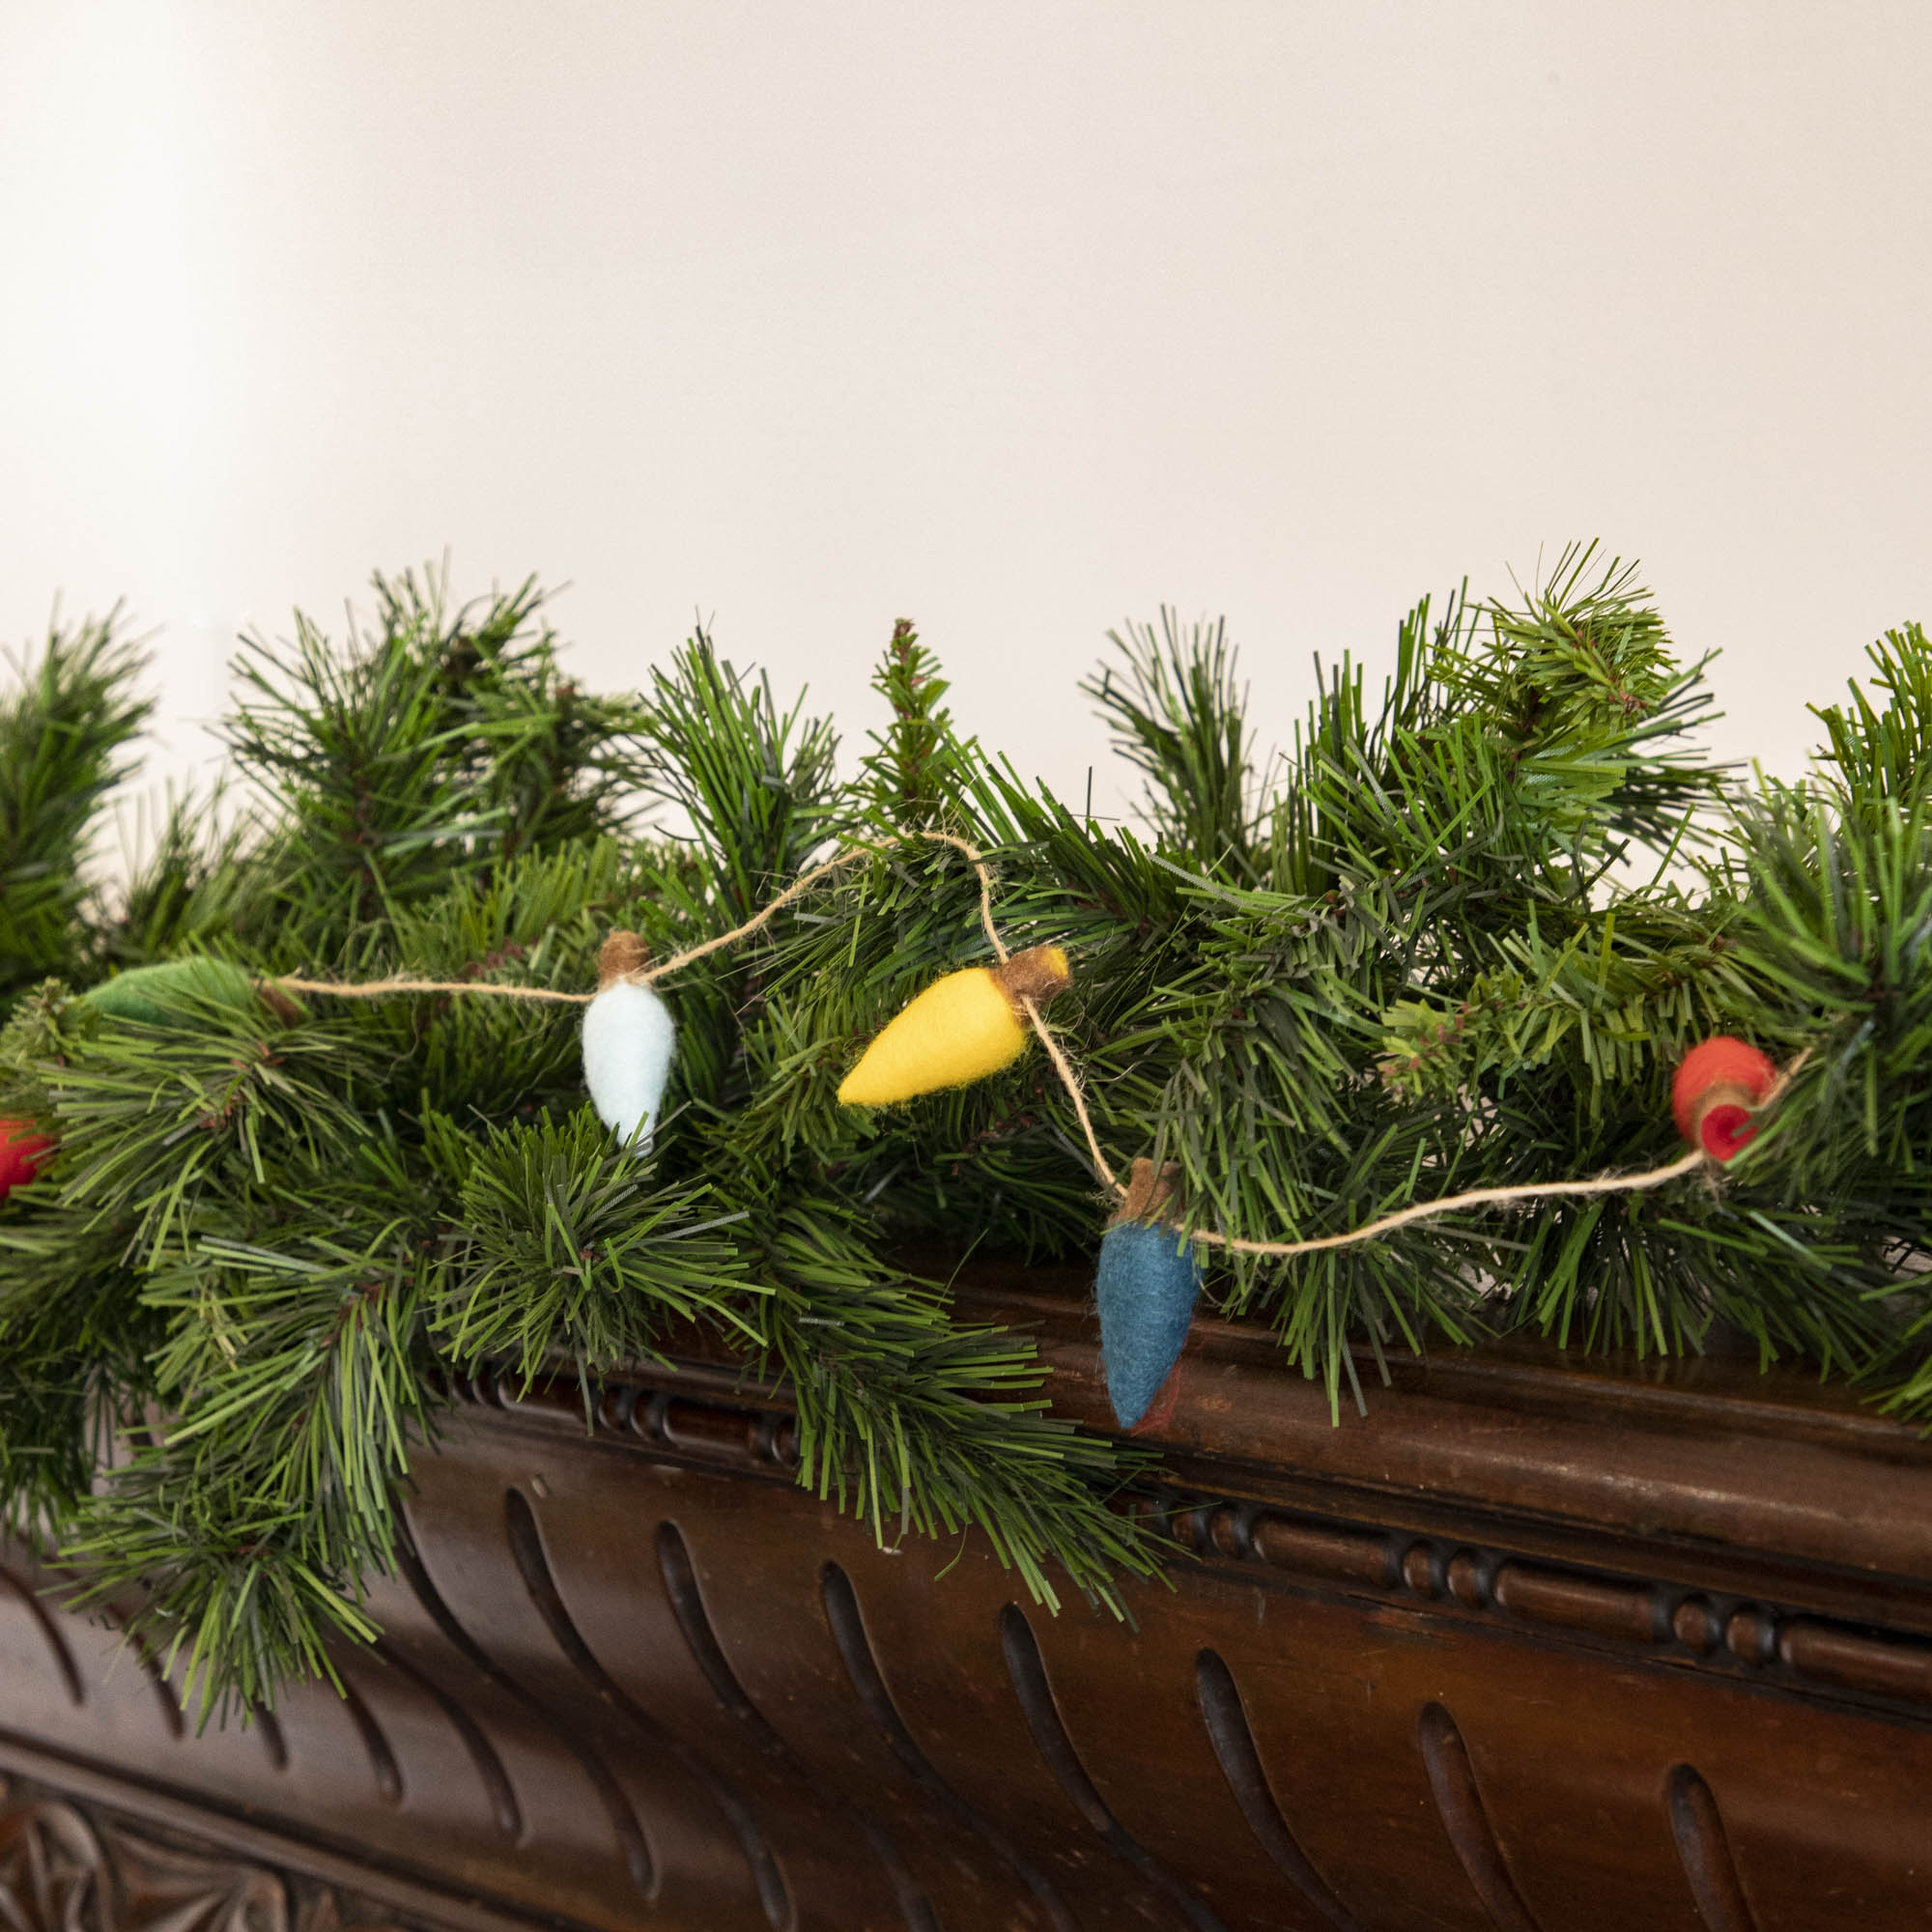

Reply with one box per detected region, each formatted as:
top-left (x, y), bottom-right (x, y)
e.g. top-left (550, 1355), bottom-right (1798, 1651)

top-left (273, 831), bottom-right (1006, 1004)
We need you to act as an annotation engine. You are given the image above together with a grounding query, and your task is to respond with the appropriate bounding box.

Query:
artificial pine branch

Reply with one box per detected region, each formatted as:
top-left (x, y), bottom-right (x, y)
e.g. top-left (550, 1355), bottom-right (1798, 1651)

top-left (1084, 609), bottom-right (1262, 883)
top-left (0, 611), bottom-right (150, 1010)
top-left (861, 617), bottom-right (974, 829)
top-left (5, 552), bottom-right (1932, 1722)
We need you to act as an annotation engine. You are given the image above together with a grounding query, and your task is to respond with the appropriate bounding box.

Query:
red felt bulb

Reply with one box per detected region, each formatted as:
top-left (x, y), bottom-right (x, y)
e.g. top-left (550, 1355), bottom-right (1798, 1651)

top-left (0, 1121), bottom-right (51, 1203)
top-left (1671, 1037), bottom-right (1777, 1162)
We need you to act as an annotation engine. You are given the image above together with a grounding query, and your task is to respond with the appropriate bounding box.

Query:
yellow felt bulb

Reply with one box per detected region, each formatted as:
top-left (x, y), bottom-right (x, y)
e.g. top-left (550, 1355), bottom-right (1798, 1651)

top-left (838, 945), bottom-right (1071, 1106)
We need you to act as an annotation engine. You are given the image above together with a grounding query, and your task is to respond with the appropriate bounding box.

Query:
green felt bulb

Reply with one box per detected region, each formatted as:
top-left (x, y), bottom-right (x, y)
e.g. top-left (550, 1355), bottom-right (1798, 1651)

top-left (84, 957), bottom-right (263, 1026)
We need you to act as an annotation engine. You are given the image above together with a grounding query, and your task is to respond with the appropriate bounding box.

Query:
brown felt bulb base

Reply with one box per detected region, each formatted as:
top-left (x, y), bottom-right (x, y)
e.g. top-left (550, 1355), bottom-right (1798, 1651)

top-left (255, 980), bottom-right (306, 1026)
top-left (990, 944), bottom-right (1070, 1013)
top-left (1110, 1155), bottom-right (1184, 1229)
top-left (597, 930), bottom-right (653, 990)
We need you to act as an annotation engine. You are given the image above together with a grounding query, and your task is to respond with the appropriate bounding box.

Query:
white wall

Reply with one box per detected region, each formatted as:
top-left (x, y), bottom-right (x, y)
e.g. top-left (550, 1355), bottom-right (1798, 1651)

top-left (3, 2), bottom-right (1927, 835)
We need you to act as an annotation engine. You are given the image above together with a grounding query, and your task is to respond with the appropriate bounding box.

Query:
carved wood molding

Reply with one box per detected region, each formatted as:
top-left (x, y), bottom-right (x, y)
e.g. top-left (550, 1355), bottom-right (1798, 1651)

top-left (455, 1357), bottom-right (1932, 1725)
top-left (0, 1776), bottom-right (416, 1932)
top-left (4, 1293), bottom-right (1930, 1929)
top-left (1157, 1491), bottom-right (1932, 1719)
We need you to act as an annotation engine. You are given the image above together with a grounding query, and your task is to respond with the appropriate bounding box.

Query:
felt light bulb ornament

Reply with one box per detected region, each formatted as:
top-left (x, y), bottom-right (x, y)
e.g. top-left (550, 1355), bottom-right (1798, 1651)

top-left (1672, 1036), bottom-right (1778, 1161)
top-left (0, 1122), bottom-right (51, 1206)
top-left (582, 931), bottom-right (676, 1151)
top-left (1096, 1158), bottom-right (1203, 1433)
top-left (837, 944), bottom-right (1071, 1106)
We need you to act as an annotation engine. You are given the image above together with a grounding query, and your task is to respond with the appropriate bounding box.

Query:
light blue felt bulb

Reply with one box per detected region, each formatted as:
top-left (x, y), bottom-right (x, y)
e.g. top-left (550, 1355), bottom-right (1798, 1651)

top-left (582, 978), bottom-right (675, 1150)
top-left (581, 932), bottom-right (676, 1151)
top-left (1096, 1219), bottom-right (1202, 1430)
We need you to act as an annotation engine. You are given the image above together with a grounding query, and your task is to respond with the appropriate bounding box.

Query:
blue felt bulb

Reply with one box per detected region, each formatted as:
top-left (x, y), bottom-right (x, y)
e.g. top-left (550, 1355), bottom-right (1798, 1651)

top-left (1096, 1219), bottom-right (1202, 1429)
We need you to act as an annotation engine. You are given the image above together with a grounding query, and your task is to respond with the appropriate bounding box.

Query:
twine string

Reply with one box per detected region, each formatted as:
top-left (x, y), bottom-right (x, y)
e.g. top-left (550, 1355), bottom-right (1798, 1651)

top-left (268, 833), bottom-right (1802, 1259)
top-left (273, 831), bottom-right (1007, 1004)
top-left (1020, 996), bottom-right (1122, 1196)
top-left (274, 975), bottom-right (594, 1004)
top-left (1203, 1149), bottom-right (1708, 1257)
top-left (637, 847), bottom-right (878, 984)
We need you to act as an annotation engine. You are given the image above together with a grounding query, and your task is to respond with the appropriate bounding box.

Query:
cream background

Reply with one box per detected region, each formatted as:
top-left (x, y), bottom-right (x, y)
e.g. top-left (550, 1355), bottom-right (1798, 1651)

top-left (2, 3), bottom-right (1927, 838)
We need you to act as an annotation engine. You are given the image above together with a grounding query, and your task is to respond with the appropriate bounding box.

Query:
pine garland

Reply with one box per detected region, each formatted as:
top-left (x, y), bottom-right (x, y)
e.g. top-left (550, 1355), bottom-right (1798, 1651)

top-left (3, 549), bottom-right (1932, 1719)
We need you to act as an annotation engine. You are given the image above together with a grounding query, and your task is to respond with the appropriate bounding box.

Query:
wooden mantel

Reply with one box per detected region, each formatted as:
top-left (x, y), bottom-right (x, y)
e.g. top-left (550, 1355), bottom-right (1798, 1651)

top-left (1, 1262), bottom-right (1929, 1930)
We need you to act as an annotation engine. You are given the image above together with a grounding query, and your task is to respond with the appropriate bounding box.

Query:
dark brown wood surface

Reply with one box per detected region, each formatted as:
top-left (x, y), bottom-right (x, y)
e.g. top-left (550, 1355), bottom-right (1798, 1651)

top-left (1, 1263), bottom-right (1930, 1929)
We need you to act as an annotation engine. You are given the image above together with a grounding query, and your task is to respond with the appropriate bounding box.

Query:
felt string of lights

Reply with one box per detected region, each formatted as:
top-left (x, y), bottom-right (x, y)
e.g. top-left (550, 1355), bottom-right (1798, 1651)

top-left (69, 836), bottom-right (1812, 1227)
top-left (857, 844), bottom-right (1806, 1254)
top-left (42, 834), bottom-right (1009, 1162)
top-left (30, 839), bottom-right (1812, 1426)
top-left (820, 846), bottom-right (1811, 1427)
